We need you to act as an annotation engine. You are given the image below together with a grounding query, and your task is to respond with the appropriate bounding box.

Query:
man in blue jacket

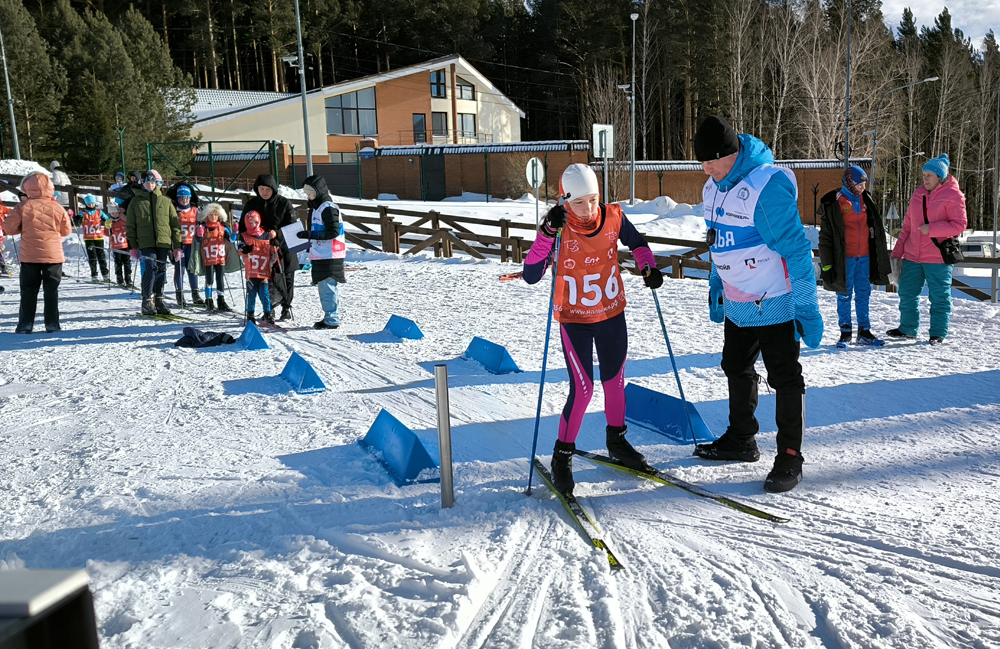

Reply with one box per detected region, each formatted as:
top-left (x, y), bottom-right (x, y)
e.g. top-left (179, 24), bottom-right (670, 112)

top-left (692, 116), bottom-right (823, 493)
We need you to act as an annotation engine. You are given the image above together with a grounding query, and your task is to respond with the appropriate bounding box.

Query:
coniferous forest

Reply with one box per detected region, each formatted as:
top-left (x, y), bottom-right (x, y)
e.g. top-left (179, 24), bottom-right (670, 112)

top-left (2, 0), bottom-right (999, 226)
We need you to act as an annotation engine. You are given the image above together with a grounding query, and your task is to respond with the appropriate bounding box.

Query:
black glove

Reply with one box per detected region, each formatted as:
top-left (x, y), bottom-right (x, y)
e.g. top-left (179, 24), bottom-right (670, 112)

top-left (539, 205), bottom-right (567, 238)
top-left (642, 266), bottom-right (663, 289)
top-left (296, 231), bottom-right (310, 240)
top-left (239, 243), bottom-right (253, 254)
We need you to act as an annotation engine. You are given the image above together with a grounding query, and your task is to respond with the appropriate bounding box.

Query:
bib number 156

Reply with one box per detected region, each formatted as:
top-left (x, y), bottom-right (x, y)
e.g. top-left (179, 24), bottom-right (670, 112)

top-left (563, 272), bottom-right (620, 307)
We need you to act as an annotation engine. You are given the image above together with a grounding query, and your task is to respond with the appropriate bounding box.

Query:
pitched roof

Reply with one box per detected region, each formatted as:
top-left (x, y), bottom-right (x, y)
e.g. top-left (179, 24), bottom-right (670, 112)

top-left (191, 89), bottom-right (295, 121)
top-left (190, 55), bottom-right (524, 126)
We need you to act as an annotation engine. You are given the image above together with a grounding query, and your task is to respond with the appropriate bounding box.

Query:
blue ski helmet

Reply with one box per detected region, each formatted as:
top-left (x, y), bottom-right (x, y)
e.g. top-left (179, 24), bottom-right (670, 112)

top-left (83, 194), bottom-right (97, 207)
top-left (176, 186), bottom-right (192, 197)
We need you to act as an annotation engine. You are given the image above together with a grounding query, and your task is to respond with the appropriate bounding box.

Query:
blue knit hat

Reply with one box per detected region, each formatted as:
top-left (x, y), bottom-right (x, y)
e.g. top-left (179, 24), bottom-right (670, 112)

top-left (922, 154), bottom-right (949, 180)
top-left (848, 165), bottom-right (867, 184)
top-left (83, 194), bottom-right (97, 206)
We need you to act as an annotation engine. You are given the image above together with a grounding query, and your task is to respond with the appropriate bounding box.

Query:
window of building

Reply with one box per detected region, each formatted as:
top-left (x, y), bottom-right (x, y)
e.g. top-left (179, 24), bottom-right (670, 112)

top-left (326, 88), bottom-right (377, 135)
top-left (456, 76), bottom-right (475, 101)
top-left (430, 70), bottom-right (447, 98)
top-left (432, 112), bottom-right (448, 137)
top-left (413, 114), bottom-right (427, 143)
top-left (328, 152), bottom-right (359, 164)
top-left (458, 113), bottom-right (476, 138)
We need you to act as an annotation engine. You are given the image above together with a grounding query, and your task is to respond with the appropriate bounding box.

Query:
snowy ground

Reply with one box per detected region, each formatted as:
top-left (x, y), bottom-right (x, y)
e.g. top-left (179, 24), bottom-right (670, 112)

top-left (1, 238), bottom-right (1000, 648)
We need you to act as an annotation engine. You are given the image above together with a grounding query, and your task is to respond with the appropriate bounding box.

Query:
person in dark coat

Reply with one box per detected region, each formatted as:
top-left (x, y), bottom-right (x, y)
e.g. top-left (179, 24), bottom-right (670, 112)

top-left (296, 175), bottom-right (345, 329)
top-left (239, 174), bottom-right (299, 321)
top-left (817, 165), bottom-right (891, 345)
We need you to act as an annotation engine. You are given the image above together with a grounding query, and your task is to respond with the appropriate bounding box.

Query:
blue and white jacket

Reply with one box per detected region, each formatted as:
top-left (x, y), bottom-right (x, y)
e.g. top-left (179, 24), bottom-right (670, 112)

top-left (705, 134), bottom-right (818, 327)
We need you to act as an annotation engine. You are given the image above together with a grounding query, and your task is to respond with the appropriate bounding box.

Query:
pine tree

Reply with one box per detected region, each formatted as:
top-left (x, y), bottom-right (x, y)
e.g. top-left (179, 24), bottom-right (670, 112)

top-left (0, 0), bottom-right (64, 160)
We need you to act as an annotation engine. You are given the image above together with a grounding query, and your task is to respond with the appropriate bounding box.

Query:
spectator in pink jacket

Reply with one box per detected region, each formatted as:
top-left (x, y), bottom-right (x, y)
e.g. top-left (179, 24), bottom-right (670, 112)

top-left (886, 154), bottom-right (967, 344)
top-left (2, 172), bottom-right (72, 333)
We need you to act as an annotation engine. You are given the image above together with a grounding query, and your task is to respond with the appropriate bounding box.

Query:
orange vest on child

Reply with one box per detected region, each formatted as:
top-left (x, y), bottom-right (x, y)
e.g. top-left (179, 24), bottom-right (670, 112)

top-left (178, 206), bottom-right (198, 244)
top-left (552, 204), bottom-right (626, 324)
top-left (81, 209), bottom-right (106, 241)
top-left (240, 233), bottom-right (274, 280)
top-left (201, 222), bottom-right (228, 266)
top-left (108, 217), bottom-right (128, 250)
top-left (838, 193), bottom-right (869, 258)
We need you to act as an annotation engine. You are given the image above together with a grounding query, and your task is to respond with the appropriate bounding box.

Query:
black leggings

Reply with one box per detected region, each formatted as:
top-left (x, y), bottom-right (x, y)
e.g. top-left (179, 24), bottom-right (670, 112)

top-left (204, 265), bottom-right (226, 296)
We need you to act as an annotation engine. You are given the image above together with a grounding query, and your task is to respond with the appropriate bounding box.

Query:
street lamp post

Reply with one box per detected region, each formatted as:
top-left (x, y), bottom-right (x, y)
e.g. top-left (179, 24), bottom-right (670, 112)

top-left (630, 12), bottom-right (638, 206)
top-left (292, 0), bottom-right (312, 177)
top-left (870, 77), bottom-right (938, 188)
top-left (993, 78), bottom-right (999, 303)
top-left (0, 15), bottom-right (20, 159)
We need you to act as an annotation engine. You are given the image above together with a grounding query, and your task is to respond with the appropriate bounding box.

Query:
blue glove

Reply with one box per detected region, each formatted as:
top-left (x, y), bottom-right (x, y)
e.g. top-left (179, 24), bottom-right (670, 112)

top-left (793, 309), bottom-right (824, 349)
top-left (709, 285), bottom-right (725, 324)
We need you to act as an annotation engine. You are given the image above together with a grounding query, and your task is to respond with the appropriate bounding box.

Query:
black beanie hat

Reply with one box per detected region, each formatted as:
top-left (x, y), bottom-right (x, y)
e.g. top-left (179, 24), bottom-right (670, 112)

top-left (694, 116), bottom-right (740, 162)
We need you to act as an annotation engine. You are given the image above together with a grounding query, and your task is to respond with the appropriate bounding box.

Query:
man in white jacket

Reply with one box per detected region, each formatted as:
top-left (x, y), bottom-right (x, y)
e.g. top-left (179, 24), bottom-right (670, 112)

top-left (50, 160), bottom-right (72, 209)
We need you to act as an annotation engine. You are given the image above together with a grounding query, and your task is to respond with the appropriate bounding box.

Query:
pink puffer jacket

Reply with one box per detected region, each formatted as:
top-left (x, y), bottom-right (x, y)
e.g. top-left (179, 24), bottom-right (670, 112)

top-left (893, 175), bottom-right (967, 264)
top-left (1, 173), bottom-right (71, 263)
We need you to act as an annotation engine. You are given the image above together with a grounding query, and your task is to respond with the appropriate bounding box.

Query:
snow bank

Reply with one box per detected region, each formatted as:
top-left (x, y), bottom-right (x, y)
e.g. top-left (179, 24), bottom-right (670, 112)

top-left (0, 159), bottom-right (50, 178)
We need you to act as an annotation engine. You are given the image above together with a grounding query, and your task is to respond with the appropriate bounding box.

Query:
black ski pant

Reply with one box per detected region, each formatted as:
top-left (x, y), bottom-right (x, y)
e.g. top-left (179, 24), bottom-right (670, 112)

top-left (204, 264), bottom-right (226, 299)
top-left (721, 318), bottom-right (805, 453)
top-left (173, 242), bottom-right (198, 291)
top-left (85, 239), bottom-right (108, 278)
top-left (269, 260), bottom-right (295, 309)
top-left (139, 247), bottom-right (170, 299)
top-left (17, 262), bottom-right (62, 333)
top-left (112, 249), bottom-right (131, 284)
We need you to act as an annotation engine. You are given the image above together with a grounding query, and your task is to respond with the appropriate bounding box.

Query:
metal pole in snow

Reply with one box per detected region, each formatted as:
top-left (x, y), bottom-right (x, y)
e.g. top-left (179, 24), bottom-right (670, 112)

top-left (435, 364), bottom-right (455, 508)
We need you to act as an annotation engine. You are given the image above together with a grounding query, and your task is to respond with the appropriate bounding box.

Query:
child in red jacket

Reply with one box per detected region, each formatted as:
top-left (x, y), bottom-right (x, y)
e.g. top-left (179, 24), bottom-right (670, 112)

top-left (238, 210), bottom-right (277, 324)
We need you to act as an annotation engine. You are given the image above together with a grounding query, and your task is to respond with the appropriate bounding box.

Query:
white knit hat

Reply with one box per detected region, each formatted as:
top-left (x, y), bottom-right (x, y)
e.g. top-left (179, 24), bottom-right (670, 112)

top-left (559, 163), bottom-right (600, 200)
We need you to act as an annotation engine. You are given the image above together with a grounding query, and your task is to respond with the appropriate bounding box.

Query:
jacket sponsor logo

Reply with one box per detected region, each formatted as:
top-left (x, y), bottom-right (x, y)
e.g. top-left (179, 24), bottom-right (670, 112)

top-left (563, 259), bottom-right (576, 269)
top-left (607, 248), bottom-right (616, 259)
top-left (605, 230), bottom-right (618, 242)
top-left (738, 188), bottom-right (750, 201)
top-left (744, 258), bottom-right (756, 269)
top-left (715, 207), bottom-right (726, 218)
top-left (728, 212), bottom-right (750, 221)
top-left (716, 263), bottom-right (731, 270)
top-left (585, 256), bottom-right (600, 265)
top-left (566, 240), bottom-right (580, 253)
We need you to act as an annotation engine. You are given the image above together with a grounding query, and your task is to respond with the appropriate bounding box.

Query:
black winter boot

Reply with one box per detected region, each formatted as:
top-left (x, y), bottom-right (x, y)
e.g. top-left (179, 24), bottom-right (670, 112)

top-left (246, 310), bottom-right (256, 324)
top-left (886, 327), bottom-right (915, 339)
top-left (204, 297), bottom-right (215, 312)
top-left (279, 306), bottom-right (293, 321)
top-left (153, 295), bottom-right (171, 315)
top-left (313, 320), bottom-right (338, 329)
top-left (191, 289), bottom-right (205, 306)
top-left (694, 431), bottom-right (760, 462)
top-left (175, 290), bottom-right (186, 308)
top-left (764, 448), bottom-right (804, 493)
top-left (606, 425), bottom-right (648, 469)
top-left (141, 297), bottom-right (156, 316)
top-left (551, 440), bottom-right (575, 497)
top-left (839, 329), bottom-right (852, 344)
top-left (217, 295), bottom-right (233, 312)
top-left (262, 311), bottom-right (276, 324)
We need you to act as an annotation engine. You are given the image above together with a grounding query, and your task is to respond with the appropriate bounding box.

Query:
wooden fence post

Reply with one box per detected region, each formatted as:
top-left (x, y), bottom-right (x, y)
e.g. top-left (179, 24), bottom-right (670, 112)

top-left (100, 181), bottom-right (110, 214)
top-left (511, 236), bottom-right (524, 263)
top-left (430, 210), bottom-right (441, 257)
top-left (499, 218), bottom-right (510, 262)
top-left (441, 229), bottom-right (453, 257)
top-left (671, 256), bottom-right (683, 279)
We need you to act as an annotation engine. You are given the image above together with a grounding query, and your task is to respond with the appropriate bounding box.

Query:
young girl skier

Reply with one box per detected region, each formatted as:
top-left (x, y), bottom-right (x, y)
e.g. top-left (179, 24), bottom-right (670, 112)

top-left (80, 195), bottom-right (110, 281)
top-left (104, 200), bottom-right (132, 287)
top-left (238, 210), bottom-right (277, 324)
top-left (168, 183), bottom-right (203, 307)
top-left (196, 203), bottom-right (233, 312)
top-left (522, 163), bottom-right (663, 496)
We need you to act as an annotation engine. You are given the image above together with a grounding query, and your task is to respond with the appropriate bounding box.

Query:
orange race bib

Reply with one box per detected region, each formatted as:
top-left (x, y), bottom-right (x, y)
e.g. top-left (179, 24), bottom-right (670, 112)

top-left (109, 219), bottom-right (128, 249)
top-left (241, 234), bottom-right (273, 280)
top-left (178, 207), bottom-right (198, 244)
top-left (201, 226), bottom-right (227, 266)
top-left (552, 204), bottom-right (626, 324)
top-left (82, 211), bottom-right (105, 240)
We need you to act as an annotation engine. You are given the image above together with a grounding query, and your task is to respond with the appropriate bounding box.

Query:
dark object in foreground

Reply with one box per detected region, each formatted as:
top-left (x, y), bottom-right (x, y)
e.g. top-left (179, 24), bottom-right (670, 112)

top-left (174, 326), bottom-right (236, 348)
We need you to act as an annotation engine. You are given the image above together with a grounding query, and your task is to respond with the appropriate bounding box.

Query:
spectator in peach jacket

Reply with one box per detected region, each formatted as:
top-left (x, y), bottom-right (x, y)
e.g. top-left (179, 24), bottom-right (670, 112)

top-left (2, 172), bottom-right (72, 333)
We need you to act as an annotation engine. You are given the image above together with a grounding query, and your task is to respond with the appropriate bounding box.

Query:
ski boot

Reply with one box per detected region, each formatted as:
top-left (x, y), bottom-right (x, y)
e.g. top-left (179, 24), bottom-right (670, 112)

top-left (204, 297), bottom-right (215, 312)
top-left (175, 290), bottom-right (186, 308)
top-left (929, 336), bottom-right (946, 345)
top-left (313, 319), bottom-right (338, 329)
top-left (191, 289), bottom-right (205, 306)
top-left (216, 295), bottom-right (233, 312)
top-left (837, 329), bottom-right (852, 348)
top-left (279, 306), bottom-right (293, 321)
top-left (245, 310), bottom-right (256, 324)
top-left (694, 431), bottom-right (760, 462)
top-left (857, 328), bottom-right (884, 346)
top-left (763, 448), bottom-right (804, 493)
top-left (606, 425), bottom-right (648, 470)
top-left (102, 273), bottom-right (110, 283)
top-left (551, 440), bottom-right (575, 497)
top-left (153, 294), bottom-right (172, 316)
top-left (141, 297), bottom-right (156, 316)
top-left (262, 311), bottom-right (276, 325)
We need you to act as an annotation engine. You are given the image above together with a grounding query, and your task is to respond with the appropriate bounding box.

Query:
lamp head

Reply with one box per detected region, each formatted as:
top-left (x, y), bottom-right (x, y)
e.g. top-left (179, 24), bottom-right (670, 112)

top-left (631, 12), bottom-right (639, 20)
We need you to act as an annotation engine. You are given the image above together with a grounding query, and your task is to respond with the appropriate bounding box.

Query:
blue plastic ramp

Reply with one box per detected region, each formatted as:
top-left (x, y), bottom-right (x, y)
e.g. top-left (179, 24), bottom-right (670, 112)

top-left (624, 383), bottom-right (714, 443)
top-left (280, 352), bottom-right (327, 393)
top-left (238, 321), bottom-right (270, 350)
top-left (385, 315), bottom-right (424, 340)
top-left (359, 409), bottom-right (438, 485)
top-left (463, 336), bottom-right (521, 374)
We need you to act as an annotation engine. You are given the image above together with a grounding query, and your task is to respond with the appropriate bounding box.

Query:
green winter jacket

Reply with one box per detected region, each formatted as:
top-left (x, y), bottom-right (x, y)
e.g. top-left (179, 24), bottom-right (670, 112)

top-left (126, 187), bottom-right (180, 250)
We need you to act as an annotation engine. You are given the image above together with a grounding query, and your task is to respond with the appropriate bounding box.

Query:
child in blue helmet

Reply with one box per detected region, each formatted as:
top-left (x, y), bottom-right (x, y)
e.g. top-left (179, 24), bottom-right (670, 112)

top-left (79, 194), bottom-right (110, 281)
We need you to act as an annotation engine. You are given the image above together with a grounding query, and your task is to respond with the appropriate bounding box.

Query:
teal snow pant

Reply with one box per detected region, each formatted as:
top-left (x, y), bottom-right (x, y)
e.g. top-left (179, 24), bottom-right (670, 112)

top-left (897, 260), bottom-right (954, 339)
